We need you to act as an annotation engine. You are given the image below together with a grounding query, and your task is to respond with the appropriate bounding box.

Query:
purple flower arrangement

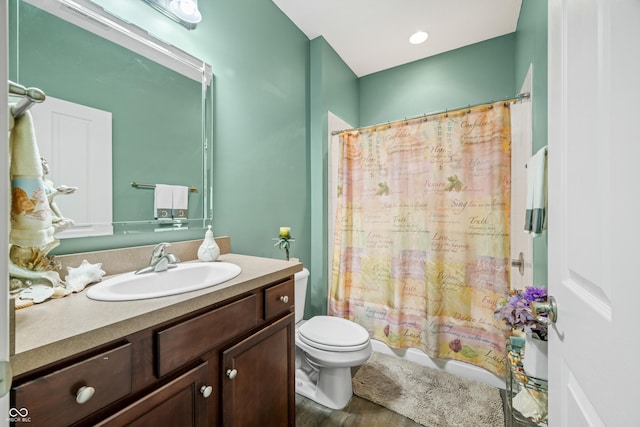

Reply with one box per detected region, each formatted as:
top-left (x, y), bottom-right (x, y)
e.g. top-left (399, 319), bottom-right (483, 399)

top-left (494, 286), bottom-right (548, 340)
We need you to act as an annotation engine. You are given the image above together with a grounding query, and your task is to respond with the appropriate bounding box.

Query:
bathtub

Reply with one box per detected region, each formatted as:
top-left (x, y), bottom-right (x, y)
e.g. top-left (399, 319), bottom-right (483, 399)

top-left (369, 339), bottom-right (505, 389)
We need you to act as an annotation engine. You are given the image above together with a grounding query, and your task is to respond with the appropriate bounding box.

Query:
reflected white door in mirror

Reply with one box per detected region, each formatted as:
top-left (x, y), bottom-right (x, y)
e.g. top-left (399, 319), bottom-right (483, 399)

top-left (32, 96), bottom-right (113, 238)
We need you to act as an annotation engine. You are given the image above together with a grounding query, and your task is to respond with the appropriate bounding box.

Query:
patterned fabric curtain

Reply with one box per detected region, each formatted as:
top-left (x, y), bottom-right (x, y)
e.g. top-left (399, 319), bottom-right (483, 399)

top-left (329, 102), bottom-right (512, 376)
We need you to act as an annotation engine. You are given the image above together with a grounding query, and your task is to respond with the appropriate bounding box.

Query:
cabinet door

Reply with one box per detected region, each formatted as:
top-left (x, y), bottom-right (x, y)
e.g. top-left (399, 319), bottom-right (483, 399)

top-left (221, 313), bottom-right (294, 427)
top-left (96, 362), bottom-right (210, 427)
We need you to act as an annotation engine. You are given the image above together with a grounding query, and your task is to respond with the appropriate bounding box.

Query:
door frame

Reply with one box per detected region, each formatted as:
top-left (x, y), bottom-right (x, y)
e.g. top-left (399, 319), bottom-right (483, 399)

top-left (2, 0), bottom-right (12, 425)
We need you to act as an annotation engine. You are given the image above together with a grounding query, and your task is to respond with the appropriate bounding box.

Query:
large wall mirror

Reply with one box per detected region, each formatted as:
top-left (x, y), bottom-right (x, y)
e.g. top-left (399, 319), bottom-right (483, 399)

top-left (9, 0), bottom-right (213, 249)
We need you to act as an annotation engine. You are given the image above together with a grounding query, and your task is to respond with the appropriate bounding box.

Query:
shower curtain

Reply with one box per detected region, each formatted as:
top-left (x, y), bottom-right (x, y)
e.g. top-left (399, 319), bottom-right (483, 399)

top-left (329, 102), bottom-right (512, 376)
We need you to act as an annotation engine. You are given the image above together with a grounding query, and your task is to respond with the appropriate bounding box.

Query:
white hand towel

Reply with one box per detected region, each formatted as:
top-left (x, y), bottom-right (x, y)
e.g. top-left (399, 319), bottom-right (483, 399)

top-left (525, 146), bottom-right (548, 236)
top-left (9, 109), bottom-right (56, 249)
top-left (172, 185), bottom-right (189, 219)
top-left (154, 184), bottom-right (173, 219)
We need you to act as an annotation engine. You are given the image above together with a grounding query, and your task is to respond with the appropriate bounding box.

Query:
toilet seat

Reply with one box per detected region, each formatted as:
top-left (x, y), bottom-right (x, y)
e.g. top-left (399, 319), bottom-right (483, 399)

top-left (297, 316), bottom-right (370, 352)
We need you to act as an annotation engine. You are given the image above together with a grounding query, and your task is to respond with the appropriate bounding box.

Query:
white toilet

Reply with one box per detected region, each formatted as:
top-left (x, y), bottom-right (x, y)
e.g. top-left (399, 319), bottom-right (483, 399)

top-left (294, 268), bottom-right (372, 409)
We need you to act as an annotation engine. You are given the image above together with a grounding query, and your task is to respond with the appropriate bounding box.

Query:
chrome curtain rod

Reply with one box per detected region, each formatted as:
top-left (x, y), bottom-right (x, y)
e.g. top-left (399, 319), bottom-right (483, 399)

top-left (331, 92), bottom-right (531, 136)
top-left (8, 80), bottom-right (46, 118)
top-left (131, 181), bottom-right (198, 192)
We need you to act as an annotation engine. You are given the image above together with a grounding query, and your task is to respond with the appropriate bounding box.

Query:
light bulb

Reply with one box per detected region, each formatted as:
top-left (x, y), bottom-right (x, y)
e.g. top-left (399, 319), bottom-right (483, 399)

top-left (169, 0), bottom-right (202, 23)
top-left (179, 0), bottom-right (196, 15)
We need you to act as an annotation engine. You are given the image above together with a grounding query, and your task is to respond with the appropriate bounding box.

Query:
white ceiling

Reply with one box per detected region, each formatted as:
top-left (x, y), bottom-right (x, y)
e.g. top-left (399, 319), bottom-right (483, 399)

top-left (272, 0), bottom-right (523, 77)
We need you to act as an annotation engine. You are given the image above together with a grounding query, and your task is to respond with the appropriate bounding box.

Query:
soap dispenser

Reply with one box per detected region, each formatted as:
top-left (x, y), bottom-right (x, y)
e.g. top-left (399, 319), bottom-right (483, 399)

top-left (198, 225), bottom-right (220, 262)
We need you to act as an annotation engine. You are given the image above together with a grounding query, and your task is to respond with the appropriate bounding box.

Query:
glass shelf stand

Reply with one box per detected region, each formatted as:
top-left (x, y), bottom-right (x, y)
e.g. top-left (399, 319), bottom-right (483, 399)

top-left (505, 342), bottom-right (549, 427)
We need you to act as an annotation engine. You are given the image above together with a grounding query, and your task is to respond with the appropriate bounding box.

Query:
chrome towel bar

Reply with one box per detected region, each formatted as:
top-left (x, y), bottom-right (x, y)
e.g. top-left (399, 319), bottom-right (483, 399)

top-left (131, 181), bottom-right (198, 192)
top-left (8, 80), bottom-right (46, 118)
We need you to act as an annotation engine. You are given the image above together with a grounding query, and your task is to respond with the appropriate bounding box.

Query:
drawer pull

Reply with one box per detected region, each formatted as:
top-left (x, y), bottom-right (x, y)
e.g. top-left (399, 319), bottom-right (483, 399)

top-left (75, 386), bottom-right (95, 404)
top-left (279, 295), bottom-right (289, 303)
top-left (200, 385), bottom-right (213, 398)
top-left (226, 369), bottom-right (237, 379)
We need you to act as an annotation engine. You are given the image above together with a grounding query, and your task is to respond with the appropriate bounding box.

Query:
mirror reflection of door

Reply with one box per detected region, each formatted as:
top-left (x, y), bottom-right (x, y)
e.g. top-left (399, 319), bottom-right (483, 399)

top-left (30, 96), bottom-right (113, 238)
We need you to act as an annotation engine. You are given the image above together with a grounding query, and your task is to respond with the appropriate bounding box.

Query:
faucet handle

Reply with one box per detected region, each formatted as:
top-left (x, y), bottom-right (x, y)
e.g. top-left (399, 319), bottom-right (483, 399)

top-left (152, 242), bottom-right (171, 257)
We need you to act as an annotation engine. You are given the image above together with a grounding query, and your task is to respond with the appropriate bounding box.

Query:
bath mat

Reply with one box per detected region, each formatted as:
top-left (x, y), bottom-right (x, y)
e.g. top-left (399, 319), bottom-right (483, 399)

top-left (352, 352), bottom-right (504, 427)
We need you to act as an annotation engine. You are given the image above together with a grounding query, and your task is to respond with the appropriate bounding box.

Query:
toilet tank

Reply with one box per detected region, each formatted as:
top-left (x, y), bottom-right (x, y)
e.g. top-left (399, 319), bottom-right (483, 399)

top-left (294, 268), bottom-right (309, 323)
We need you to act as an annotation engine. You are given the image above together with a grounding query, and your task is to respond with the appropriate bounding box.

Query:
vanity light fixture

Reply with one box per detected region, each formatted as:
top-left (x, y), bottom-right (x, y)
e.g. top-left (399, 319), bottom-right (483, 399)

top-left (409, 31), bottom-right (429, 45)
top-left (142, 0), bottom-right (202, 30)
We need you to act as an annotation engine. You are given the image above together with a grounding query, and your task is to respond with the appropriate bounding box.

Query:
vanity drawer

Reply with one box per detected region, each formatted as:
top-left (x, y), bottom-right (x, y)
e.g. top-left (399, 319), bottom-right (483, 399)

top-left (264, 278), bottom-right (294, 320)
top-left (156, 294), bottom-right (258, 377)
top-left (12, 343), bottom-right (132, 427)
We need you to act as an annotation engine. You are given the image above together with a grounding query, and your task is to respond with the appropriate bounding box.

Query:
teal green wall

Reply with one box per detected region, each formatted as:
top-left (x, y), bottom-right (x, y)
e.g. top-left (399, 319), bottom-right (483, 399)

top-left (27, 0), bottom-right (312, 263)
top-left (515, 0), bottom-right (548, 286)
top-left (14, 0), bottom-right (548, 309)
top-left (359, 34), bottom-right (516, 126)
top-left (203, 0), bottom-right (309, 264)
top-left (308, 37), bottom-right (359, 317)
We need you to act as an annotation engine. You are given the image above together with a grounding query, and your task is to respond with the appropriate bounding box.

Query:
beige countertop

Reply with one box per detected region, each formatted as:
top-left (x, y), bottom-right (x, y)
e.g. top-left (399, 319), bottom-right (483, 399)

top-left (11, 252), bottom-right (302, 376)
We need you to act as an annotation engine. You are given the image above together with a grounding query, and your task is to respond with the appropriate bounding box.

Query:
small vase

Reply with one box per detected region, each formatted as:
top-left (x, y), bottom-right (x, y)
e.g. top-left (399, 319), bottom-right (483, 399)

top-left (523, 335), bottom-right (548, 380)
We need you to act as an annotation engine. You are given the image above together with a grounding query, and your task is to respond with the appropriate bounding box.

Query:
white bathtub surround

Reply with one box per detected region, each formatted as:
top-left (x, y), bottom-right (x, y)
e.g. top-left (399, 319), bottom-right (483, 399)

top-left (370, 339), bottom-right (505, 389)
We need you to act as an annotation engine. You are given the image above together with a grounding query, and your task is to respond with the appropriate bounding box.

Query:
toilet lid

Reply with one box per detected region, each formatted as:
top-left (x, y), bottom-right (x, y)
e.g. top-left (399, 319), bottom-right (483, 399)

top-left (298, 316), bottom-right (370, 352)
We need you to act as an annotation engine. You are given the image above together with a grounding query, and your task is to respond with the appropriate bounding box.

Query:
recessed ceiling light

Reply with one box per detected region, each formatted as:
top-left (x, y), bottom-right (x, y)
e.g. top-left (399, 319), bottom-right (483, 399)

top-left (409, 31), bottom-right (429, 45)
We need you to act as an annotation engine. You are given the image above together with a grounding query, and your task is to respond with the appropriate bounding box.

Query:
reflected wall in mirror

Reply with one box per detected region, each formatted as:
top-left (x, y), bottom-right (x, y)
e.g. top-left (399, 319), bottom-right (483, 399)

top-left (10, 0), bottom-right (213, 241)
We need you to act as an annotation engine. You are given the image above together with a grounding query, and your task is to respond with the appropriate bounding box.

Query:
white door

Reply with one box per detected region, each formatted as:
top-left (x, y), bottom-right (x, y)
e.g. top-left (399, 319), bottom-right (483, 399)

top-left (548, 0), bottom-right (640, 425)
top-left (30, 96), bottom-right (113, 238)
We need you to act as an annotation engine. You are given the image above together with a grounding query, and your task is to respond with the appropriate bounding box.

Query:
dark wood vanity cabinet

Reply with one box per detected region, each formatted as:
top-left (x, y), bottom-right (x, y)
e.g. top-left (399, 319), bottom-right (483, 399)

top-left (96, 362), bottom-right (210, 427)
top-left (11, 276), bottom-right (296, 427)
top-left (221, 313), bottom-right (295, 427)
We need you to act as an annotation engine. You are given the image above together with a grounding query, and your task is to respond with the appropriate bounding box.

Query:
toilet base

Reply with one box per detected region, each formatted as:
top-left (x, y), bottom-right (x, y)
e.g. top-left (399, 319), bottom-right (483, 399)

top-left (293, 317), bottom-right (372, 410)
top-left (295, 364), bottom-right (354, 410)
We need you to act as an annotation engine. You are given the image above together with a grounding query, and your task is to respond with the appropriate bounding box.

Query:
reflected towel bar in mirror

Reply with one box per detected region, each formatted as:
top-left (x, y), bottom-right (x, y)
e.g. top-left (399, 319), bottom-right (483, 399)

top-left (131, 181), bottom-right (198, 192)
top-left (8, 80), bottom-right (46, 118)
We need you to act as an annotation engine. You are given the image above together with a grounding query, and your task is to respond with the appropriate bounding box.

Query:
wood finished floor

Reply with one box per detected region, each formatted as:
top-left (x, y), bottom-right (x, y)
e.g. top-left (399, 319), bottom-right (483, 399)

top-left (295, 393), bottom-right (424, 427)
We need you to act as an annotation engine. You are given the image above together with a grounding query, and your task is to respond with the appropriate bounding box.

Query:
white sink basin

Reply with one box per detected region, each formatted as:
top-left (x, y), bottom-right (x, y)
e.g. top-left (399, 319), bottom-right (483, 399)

top-left (86, 262), bottom-right (242, 301)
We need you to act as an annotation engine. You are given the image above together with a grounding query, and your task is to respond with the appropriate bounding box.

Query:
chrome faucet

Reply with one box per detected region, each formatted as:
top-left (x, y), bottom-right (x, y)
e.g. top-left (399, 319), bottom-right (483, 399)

top-left (135, 242), bottom-right (180, 274)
